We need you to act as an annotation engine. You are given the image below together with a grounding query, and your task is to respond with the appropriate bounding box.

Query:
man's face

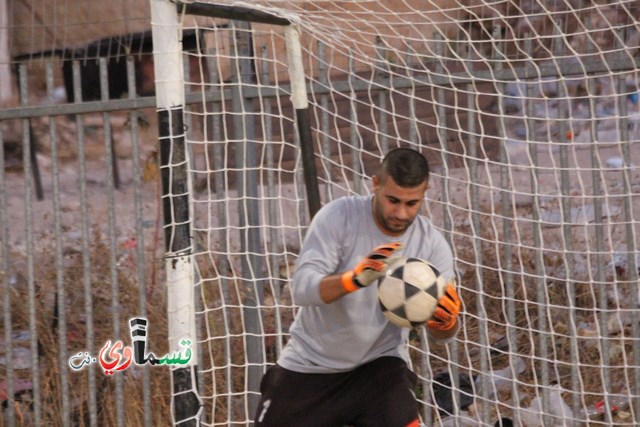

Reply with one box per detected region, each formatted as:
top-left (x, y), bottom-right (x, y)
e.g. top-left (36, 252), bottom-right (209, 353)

top-left (371, 174), bottom-right (429, 236)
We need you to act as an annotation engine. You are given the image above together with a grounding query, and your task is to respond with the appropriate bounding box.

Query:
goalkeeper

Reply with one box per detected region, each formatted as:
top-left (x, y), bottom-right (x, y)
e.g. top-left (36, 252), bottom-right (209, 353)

top-left (254, 148), bottom-right (462, 427)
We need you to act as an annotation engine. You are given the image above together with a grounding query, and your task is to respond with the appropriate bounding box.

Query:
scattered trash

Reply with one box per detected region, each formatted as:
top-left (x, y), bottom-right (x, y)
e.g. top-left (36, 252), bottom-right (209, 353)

top-left (438, 411), bottom-right (483, 426)
top-left (432, 371), bottom-right (475, 416)
top-left (605, 156), bottom-right (635, 169)
top-left (540, 203), bottom-right (621, 227)
top-left (474, 357), bottom-right (526, 399)
top-left (50, 86), bottom-right (68, 104)
top-left (514, 127), bottom-right (527, 138)
top-left (10, 330), bottom-right (31, 342)
top-left (0, 347), bottom-right (32, 370)
top-left (608, 251), bottom-right (640, 277)
top-left (577, 395), bottom-right (630, 421)
top-left (517, 387), bottom-right (630, 425)
top-left (117, 237), bottom-right (138, 269)
top-left (468, 334), bottom-right (511, 358)
top-left (489, 335), bottom-right (510, 355)
top-left (596, 105), bottom-right (618, 118)
top-left (8, 272), bottom-right (27, 292)
top-left (521, 386), bottom-right (572, 426)
top-left (576, 322), bottom-right (598, 338)
top-left (606, 156), bottom-right (625, 168)
top-left (0, 378), bottom-right (34, 426)
top-left (0, 378), bottom-right (33, 401)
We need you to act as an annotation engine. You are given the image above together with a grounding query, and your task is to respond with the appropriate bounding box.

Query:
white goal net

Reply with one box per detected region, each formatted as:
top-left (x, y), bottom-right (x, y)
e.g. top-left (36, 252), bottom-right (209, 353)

top-left (150, 1), bottom-right (640, 425)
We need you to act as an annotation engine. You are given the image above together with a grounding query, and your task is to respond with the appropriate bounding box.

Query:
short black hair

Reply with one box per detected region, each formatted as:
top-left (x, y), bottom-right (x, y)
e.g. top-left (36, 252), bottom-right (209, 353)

top-left (378, 147), bottom-right (430, 187)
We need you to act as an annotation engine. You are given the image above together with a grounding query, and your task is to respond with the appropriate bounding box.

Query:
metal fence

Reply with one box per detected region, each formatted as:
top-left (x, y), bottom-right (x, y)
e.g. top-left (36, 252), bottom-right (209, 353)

top-left (1, 56), bottom-right (160, 426)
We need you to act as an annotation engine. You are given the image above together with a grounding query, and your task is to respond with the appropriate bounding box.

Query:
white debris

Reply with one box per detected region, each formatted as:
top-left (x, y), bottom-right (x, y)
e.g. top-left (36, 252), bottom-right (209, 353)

top-left (474, 357), bottom-right (526, 399)
top-left (539, 203), bottom-right (621, 227)
top-left (519, 386), bottom-right (573, 426)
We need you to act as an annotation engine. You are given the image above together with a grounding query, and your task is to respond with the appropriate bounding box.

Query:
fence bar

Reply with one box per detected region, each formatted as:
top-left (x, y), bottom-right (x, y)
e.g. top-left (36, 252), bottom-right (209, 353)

top-left (317, 41), bottom-right (333, 201)
top-left (348, 51), bottom-right (362, 194)
top-left (204, 43), bottom-right (234, 424)
top-left (617, 72), bottom-right (640, 421)
top-left (99, 57), bottom-right (126, 427)
top-left (493, 26), bottom-right (521, 421)
top-left (27, 122), bottom-right (43, 200)
top-left (126, 55), bottom-right (153, 427)
top-left (457, 38), bottom-right (490, 423)
top-left (230, 20), bottom-right (266, 419)
top-left (317, 41), bottom-right (330, 183)
top-left (550, 32), bottom-right (581, 425)
top-left (0, 98), bottom-right (15, 427)
top-left (433, 32), bottom-right (462, 422)
top-left (71, 59), bottom-right (99, 427)
top-left (18, 63), bottom-right (42, 427)
top-left (407, 52), bottom-right (417, 145)
top-left (45, 61), bottom-right (71, 427)
top-left (585, 60), bottom-right (606, 424)
top-left (465, 45), bottom-right (483, 426)
top-left (375, 37), bottom-right (389, 153)
top-left (522, 36), bottom-right (550, 426)
top-left (586, 45), bottom-right (607, 412)
top-left (260, 45), bottom-right (286, 360)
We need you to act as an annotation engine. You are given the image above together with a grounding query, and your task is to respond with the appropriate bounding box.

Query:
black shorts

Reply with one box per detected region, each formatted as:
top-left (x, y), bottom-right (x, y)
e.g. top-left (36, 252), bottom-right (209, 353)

top-left (253, 356), bottom-right (420, 427)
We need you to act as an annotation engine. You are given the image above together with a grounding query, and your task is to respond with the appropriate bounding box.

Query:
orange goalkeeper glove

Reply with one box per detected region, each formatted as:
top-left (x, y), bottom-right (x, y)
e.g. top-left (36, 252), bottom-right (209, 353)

top-left (341, 242), bottom-right (403, 293)
top-left (427, 281), bottom-right (461, 331)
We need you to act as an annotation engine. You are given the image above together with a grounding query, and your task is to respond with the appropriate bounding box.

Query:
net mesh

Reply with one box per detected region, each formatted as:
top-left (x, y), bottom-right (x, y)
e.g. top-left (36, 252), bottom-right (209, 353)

top-left (167, 1), bottom-right (640, 425)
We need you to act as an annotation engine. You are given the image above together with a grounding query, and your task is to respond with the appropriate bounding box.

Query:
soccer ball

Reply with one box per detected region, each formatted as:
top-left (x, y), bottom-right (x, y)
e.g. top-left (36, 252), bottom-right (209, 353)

top-left (377, 257), bottom-right (447, 328)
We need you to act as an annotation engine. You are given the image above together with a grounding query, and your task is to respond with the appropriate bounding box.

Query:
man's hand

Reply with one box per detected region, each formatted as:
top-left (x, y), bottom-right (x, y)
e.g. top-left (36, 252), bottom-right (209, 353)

top-left (427, 282), bottom-right (461, 331)
top-left (341, 242), bottom-right (402, 293)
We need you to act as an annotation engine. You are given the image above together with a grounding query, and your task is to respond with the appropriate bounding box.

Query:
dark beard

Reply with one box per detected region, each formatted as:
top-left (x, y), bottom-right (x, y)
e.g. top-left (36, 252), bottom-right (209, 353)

top-left (380, 216), bottom-right (410, 233)
top-left (373, 199), bottom-right (411, 234)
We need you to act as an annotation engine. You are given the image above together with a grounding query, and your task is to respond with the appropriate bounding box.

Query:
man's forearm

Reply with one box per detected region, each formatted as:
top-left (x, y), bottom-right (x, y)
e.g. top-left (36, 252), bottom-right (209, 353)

top-left (318, 274), bottom-right (351, 303)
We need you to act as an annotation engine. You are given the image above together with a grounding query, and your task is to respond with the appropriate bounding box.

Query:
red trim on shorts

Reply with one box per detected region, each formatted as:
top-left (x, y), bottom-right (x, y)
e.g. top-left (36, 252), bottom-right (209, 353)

top-left (405, 418), bottom-right (419, 427)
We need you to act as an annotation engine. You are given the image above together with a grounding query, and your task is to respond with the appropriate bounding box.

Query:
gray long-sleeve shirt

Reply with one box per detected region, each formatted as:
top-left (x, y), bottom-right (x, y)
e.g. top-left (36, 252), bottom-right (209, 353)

top-left (278, 195), bottom-right (454, 373)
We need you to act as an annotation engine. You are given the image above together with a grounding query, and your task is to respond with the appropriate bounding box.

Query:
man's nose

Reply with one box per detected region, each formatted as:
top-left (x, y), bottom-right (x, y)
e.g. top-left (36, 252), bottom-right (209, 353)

top-left (395, 204), bottom-right (409, 219)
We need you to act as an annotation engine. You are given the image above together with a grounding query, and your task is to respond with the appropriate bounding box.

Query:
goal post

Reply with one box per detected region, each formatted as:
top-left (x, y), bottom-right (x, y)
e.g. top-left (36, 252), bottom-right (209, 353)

top-left (149, 0), bottom-right (322, 423)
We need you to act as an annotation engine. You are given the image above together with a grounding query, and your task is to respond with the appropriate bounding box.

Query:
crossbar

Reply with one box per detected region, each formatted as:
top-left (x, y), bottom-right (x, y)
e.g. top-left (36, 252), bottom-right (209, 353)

top-left (180, 1), bottom-right (291, 26)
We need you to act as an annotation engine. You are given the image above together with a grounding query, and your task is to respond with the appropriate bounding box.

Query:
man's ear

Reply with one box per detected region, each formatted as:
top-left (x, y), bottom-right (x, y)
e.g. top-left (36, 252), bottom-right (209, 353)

top-left (372, 174), bottom-right (379, 190)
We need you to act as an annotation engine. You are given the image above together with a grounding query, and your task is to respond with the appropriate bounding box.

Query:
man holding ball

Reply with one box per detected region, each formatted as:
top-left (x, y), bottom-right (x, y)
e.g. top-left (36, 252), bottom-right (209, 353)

top-left (254, 147), bottom-right (462, 426)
